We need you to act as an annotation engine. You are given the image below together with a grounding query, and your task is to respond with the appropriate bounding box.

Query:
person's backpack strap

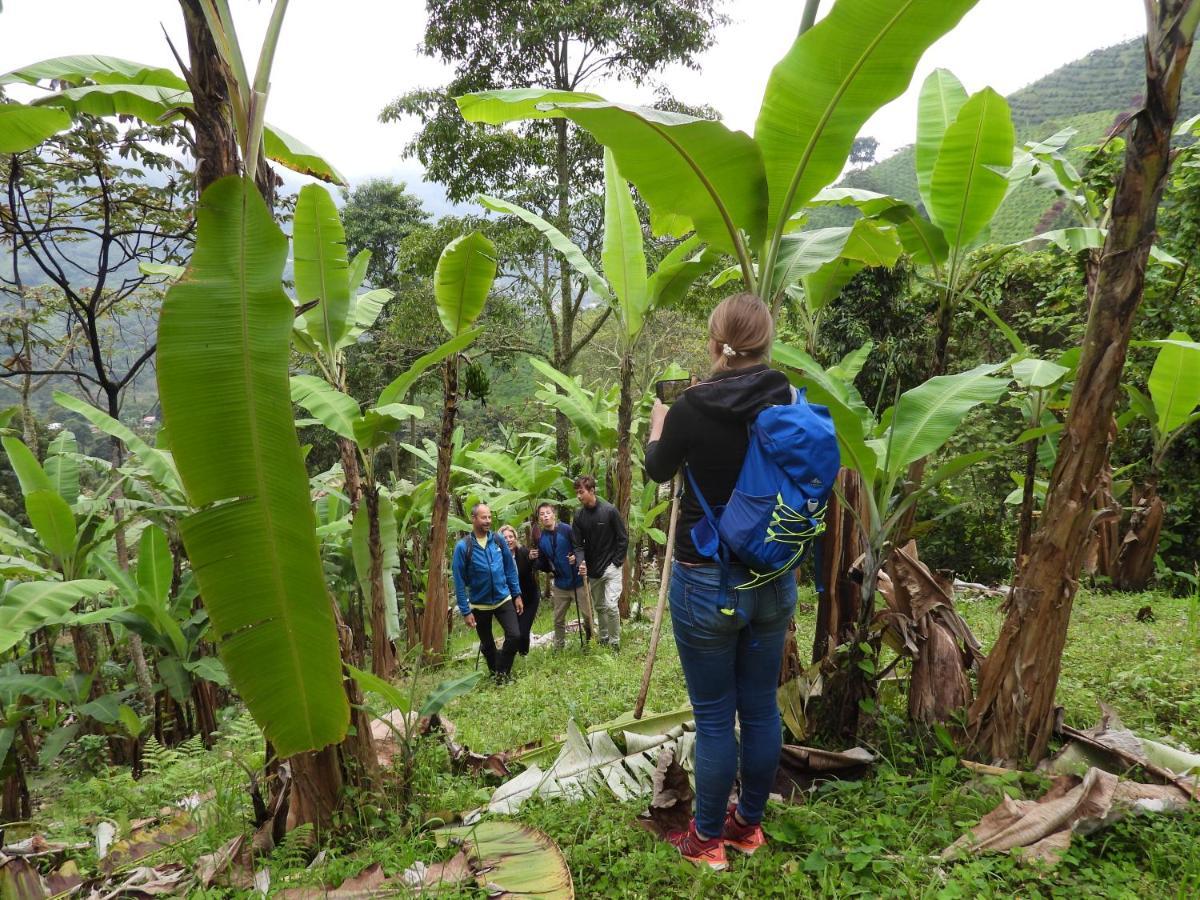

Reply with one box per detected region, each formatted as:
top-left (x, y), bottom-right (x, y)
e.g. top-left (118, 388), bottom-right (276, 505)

top-left (684, 464), bottom-right (738, 618)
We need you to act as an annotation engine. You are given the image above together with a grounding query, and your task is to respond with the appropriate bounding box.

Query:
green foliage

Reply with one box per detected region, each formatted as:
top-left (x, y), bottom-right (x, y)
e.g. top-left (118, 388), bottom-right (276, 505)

top-left (158, 175), bottom-right (348, 757)
top-left (839, 38), bottom-right (1200, 243)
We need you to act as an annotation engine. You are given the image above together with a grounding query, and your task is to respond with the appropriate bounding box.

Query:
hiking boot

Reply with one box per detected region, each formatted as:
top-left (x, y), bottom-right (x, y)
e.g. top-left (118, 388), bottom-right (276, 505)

top-left (666, 820), bottom-right (727, 871)
top-left (722, 807), bottom-right (766, 855)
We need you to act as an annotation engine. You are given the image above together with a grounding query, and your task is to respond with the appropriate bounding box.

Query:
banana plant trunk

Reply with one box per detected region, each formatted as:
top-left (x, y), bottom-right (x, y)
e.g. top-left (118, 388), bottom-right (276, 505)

top-left (110, 437), bottom-right (157, 713)
top-left (968, 3), bottom-right (1198, 763)
top-left (811, 468), bottom-right (867, 662)
top-left (364, 485), bottom-right (397, 678)
top-left (1, 751), bottom-right (30, 822)
top-left (1114, 477), bottom-right (1164, 590)
top-left (421, 355), bottom-right (460, 661)
top-left (893, 296), bottom-right (955, 543)
top-left (812, 541), bottom-right (880, 745)
top-left (179, 0), bottom-right (239, 193)
top-left (287, 597), bottom-right (379, 834)
top-left (614, 351), bottom-right (635, 618)
top-left (1015, 438), bottom-right (1039, 565)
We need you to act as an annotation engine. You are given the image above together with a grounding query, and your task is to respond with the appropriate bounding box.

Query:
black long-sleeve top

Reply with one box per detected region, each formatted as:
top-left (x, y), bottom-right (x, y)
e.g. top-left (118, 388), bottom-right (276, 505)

top-left (571, 498), bottom-right (628, 578)
top-left (644, 364), bottom-right (794, 565)
top-left (512, 545), bottom-right (540, 607)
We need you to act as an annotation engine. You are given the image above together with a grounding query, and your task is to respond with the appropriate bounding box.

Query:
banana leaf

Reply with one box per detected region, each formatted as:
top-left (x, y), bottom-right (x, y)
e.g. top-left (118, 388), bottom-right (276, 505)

top-left (157, 175), bottom-right (348, 757)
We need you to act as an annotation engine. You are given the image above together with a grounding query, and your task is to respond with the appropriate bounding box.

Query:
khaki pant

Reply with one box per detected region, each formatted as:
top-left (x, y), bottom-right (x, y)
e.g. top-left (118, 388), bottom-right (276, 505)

top-left (588, 564), bottom-right (623, 648)
top-left (551, 584), bottom-right (593, 650)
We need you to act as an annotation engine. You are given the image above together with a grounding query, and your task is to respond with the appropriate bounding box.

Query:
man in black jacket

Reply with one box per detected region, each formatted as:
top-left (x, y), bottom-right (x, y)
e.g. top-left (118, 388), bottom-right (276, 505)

top-left (571, 474), bottom-right (627, 650)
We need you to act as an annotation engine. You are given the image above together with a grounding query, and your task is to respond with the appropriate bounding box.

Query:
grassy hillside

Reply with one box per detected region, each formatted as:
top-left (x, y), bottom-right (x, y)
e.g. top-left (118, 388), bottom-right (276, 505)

top-left (833, 39), bottom-right (1200, 242)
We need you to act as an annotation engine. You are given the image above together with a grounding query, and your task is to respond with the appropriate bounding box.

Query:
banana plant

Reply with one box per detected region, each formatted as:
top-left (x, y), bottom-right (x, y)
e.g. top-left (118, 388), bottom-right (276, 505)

top-left (0, 435), bottom-right (116, 663)
top-left (94, 525), bottom-right (228, 718)
top-left (287, 183), bottom-right (469, 676)
top-left (482, 148), bottom-right (717, 596)
top-left (808, 69), bottom-right (1016, 378)
top-left (774, 344), bottom-right (1012, 612)
top-left (156, 173), bottom-right (349, 760)
top-left (775, 342), bottom-right (1019, 731)
top-left (421, 233), bottom-right (498, 660)
top-left (1007, 126), bottom-right (1180, 275)
top-left (467, 444), bottom-right (570, 536)
top-left (968, 303), bottom-right (1075, 562)
top-left (0, 97), bottom-right (70, 154)
top-left (1115, 332), bottom-right (1200, 588)
top-left (0, 54), bottom-right (343, 184)
top-left (528, 356), bottom-right (619, 479)
top-left (458, 0), bottom-right (980, 309)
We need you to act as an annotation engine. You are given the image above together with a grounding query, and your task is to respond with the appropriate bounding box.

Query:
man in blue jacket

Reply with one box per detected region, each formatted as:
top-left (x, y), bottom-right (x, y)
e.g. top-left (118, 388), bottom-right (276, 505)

top-left (452, 502), bottom-right (524, 683)
top-left (532, 502), bottom-right (591, 650)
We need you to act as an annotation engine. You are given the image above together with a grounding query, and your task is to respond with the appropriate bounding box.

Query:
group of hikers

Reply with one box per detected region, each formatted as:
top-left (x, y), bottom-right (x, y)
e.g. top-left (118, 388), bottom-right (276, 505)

top-left (449, 292), bottom-right (838, 870)
top-left (451, 474), bottom-right (629, 682)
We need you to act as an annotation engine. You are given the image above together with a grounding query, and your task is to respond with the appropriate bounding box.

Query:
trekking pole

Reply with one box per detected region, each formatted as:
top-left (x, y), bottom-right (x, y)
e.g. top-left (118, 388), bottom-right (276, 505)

top-left (571, 582), bottom-right (587, 652)
top-left (581, 572), bottom-right (594, 642)
top-left (634, 474), bottom-right (682, 720)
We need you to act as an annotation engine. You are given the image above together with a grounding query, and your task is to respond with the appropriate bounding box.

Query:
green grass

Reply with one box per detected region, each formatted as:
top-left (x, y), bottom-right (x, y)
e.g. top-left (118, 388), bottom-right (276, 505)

top-left (25, 588), bottom-right (1200, 897)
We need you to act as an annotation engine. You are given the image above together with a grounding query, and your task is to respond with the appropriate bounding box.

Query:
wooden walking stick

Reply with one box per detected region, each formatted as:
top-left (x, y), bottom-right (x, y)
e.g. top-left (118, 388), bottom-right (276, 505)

top-left (634, 475), bottom-right (682, 719)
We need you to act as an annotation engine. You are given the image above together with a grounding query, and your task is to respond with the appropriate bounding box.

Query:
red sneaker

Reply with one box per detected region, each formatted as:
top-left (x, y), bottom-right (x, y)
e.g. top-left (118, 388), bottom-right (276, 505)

top-left (722, 807), bottom-right (767, 855)
top-left (666, 819), bottom-right (728, 870)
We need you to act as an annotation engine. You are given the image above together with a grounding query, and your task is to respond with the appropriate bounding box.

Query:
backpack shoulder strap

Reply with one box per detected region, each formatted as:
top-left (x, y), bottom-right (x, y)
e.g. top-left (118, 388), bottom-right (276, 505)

top-left (684, 464), bottom-right (718, 526)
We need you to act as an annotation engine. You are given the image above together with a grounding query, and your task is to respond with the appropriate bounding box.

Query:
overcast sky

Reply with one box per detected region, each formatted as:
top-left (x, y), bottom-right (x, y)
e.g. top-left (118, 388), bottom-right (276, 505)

top-left (1, 1), bottom-right (1150, 211)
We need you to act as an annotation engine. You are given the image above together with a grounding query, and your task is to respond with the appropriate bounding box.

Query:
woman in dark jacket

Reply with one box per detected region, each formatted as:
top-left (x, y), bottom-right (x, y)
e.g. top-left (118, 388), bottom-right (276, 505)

top-left (644, 293), bottom-right (796, 871)
top-left (500, 524), bottom-right (540, 656)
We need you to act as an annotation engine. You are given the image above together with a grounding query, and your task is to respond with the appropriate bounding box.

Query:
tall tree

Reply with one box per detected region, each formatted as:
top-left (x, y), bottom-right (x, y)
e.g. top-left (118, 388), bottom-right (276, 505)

top-left (341, 178), bottom-right (430, 290)
top-left (383, 0), bottom-right (726, 462)
top-left (1, 117), bottom-right (193, 429)
top-left (968, 0), bottom-right (1200, 764)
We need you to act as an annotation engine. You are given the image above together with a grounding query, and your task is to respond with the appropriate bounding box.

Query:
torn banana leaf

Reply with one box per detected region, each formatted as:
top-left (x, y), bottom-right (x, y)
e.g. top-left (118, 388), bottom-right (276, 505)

top-left (490, 718), bottom-right (695, 814)
top-left (509, 703), bottom-right (693, 766)
top-left (437, 820), bottom-right (574, 899)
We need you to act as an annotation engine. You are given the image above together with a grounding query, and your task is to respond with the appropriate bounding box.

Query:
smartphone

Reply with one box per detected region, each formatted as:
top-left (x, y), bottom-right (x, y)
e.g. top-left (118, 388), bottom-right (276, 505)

top-left (655, 377), bottom-right (690, 404)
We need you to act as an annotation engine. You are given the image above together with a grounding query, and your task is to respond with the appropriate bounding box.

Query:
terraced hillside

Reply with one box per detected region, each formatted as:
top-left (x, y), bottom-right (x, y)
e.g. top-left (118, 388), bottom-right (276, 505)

top-left (836, 39), bottom-right (1200, 242)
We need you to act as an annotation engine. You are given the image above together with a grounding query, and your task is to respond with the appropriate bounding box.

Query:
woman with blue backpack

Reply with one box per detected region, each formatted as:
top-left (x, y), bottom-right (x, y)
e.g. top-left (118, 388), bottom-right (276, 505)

top-left (645, 292), bottom-right (838, 871)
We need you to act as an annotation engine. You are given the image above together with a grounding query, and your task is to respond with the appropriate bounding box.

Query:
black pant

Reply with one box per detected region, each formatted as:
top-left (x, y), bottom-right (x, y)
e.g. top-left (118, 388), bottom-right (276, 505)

top-left (515, 593), bottom-right (539, 655)
top-left (475, 601), bottom-right (521, 676)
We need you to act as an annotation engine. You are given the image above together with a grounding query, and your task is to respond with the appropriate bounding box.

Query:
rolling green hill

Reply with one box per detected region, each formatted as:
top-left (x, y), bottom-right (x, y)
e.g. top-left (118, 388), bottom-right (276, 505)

top-left (832, 39), bottom-right (1200, 242)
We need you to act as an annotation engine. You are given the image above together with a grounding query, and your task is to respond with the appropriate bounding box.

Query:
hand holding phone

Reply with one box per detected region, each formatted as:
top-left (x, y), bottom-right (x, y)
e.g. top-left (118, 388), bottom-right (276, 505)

top-left (655, 377), bottom-right (690, 404)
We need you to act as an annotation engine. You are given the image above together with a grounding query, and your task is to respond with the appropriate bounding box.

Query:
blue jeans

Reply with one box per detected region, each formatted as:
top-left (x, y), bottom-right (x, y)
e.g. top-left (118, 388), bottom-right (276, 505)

top-left (669, 562), bottom-right (797, 838)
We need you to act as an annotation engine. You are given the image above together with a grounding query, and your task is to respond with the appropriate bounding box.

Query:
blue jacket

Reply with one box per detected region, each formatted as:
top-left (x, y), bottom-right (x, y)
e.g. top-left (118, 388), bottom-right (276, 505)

top-left (536, 522), bottom-right (583, 590)
top-left (452, 531), bottom-right (522, 617)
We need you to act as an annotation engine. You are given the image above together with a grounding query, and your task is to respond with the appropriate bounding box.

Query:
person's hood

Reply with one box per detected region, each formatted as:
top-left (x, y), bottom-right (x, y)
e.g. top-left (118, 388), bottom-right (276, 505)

top-left (683, 364), bottom-right (793, 423)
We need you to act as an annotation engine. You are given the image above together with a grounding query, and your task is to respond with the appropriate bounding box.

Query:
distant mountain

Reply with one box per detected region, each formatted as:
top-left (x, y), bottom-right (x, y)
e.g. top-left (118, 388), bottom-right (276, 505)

top-left (834, 38), bottom-right (1200, 243)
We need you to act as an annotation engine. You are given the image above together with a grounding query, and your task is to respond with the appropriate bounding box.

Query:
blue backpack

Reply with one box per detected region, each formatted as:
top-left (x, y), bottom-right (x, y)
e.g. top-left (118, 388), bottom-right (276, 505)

top-left (686, 389), bottom-right (840, 599)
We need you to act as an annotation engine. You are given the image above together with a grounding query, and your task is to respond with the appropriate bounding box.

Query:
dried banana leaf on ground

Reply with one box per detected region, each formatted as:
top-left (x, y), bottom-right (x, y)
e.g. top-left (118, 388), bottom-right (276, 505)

top-left (943, 767), bottom-right (1193, 865)
top-left (1043, 703), bottom-right (1200, 791)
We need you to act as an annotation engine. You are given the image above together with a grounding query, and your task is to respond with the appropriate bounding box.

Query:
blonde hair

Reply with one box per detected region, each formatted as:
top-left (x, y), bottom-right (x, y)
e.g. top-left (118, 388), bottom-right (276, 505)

top-left (499, 524), bottom-right (519, 543)
top-left (708, 293), bottom-right (773, 372)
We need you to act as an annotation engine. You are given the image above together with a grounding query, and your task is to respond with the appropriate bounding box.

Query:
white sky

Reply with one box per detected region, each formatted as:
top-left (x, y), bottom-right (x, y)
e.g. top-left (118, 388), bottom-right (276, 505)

top-left (0, 1), bottom-right (1150, 210)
